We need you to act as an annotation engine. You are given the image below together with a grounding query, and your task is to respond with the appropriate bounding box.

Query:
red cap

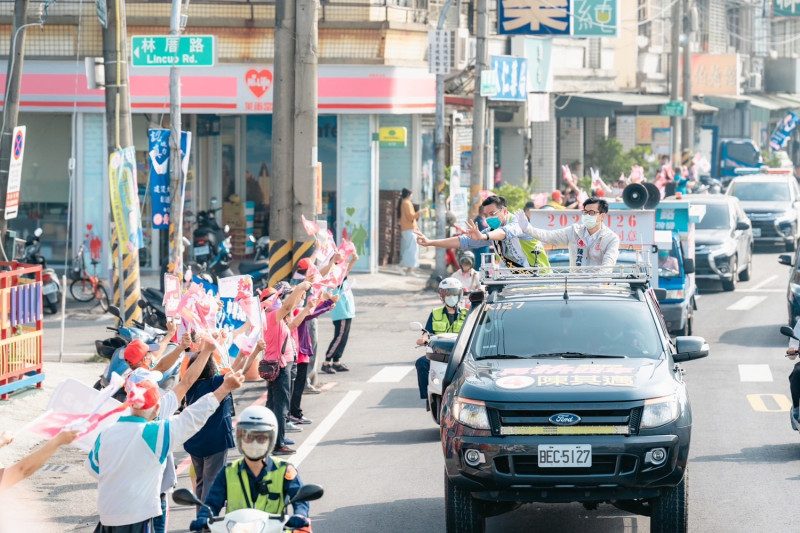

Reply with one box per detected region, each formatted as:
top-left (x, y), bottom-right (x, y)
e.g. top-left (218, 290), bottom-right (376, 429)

top-left (595, 189), bottom-right (606, 197)
top-left (552, 190), bottom-right (562, 201)
top-left (124, 339), bottom-right (150, 366)
top-left (126, 380), bottom-right (160, 410)
top-left (296, 258), bottom-right (312, 272)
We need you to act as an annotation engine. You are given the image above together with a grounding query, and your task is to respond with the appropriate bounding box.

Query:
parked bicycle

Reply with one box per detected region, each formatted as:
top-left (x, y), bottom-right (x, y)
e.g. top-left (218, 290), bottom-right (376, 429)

top-left (69, 244), bottom-right (110, 311)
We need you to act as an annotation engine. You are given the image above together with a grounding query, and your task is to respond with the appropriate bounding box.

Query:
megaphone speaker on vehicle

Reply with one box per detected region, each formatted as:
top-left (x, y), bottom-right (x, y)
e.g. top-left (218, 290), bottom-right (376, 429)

top-left (622, 183), bottom-right (648, 209)
top-left (642, 182), bottom-right (661, 209)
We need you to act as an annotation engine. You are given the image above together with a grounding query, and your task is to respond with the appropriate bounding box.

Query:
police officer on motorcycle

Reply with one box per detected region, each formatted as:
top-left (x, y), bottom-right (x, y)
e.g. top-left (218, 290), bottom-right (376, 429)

top-left (414, 278), bottom-right (468, 405)
top-left (190, 406), bottom-right (311, 531)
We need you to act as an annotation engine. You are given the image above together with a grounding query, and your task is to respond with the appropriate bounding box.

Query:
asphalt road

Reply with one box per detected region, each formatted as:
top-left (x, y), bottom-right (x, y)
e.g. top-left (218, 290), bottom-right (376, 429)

top-left (2, 250), bottom-right (800, 532)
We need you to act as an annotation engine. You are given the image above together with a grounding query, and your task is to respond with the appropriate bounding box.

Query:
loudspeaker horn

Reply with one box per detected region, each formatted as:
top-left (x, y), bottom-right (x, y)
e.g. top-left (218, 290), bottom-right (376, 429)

top-left (622, 183), bottom-right (648, 209)
top-left (643, 182), bottom-right (661, 209)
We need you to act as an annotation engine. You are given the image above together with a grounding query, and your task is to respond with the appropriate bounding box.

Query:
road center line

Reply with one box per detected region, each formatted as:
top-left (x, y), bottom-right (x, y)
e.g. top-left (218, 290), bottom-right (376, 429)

top-left (736, 289), bottom-right (784, 293)
top-left (749, 275), bottom-right (778, 291)
top-left (292, 390), bottom-right (362, 467)
top-left (726, 296), bottom-right (767, 311)
top-left (368, 365), bottom-right (414, 383)
top-left (738, 364), bottom-right (773, 382)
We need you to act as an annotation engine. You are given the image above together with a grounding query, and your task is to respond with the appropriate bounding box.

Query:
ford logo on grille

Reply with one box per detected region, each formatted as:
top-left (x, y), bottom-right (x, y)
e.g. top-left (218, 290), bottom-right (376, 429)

top-left (549, 413), bottom-right (581, 426)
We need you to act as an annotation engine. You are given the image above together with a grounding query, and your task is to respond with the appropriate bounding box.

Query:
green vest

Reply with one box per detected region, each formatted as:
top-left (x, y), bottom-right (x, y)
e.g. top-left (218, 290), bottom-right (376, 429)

top-left (224, 457), bottom-right (288, 514)
top-left (431, 306), bottom-right (467, 335)
top-left (520, 239), bottom-right (550, 270)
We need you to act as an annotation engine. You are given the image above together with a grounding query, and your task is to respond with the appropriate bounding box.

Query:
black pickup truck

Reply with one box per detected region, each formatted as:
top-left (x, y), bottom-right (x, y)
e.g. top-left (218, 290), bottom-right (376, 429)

top-left (438, 268), bottom-right (709, 533)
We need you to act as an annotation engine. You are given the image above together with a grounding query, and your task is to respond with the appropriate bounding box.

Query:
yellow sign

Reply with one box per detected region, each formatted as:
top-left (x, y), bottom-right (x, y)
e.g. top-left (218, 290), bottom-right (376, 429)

top-left (379, 126), bottom-right (407, 147)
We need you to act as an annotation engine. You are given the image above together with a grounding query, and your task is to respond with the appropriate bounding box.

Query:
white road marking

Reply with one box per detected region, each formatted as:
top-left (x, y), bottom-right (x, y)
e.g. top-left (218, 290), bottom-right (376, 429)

top-left (292, 390), bottom-right (362, 467)
top-left (749, 275), bottom-right (778, 291)
top-left (738, 364), bottom-right (773, 382)
top-left (726, 296), bottom-right (767, 311)
top-left (368, 365), bottom-right (415, 383)
top-left (736, 289), bottom-right (784, 293)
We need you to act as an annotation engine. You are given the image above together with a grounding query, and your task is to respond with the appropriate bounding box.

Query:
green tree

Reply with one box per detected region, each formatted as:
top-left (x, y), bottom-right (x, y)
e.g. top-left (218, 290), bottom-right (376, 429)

top-left (585, 137), bottom-right (634, 182)
top-left (492, 183), bottom-right (530, 211)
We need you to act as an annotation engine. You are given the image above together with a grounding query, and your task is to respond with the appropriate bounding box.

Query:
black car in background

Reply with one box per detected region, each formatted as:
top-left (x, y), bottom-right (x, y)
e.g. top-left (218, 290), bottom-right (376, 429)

top-left (689, 195), bottom-right (753, 291)
top-left (726, 172), bottom-right (800, 251)
top-left (778, 251), bottom-right (800, 325)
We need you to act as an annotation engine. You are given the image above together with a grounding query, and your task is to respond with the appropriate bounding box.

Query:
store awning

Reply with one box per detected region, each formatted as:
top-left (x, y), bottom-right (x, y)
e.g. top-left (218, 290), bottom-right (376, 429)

top-left (555, 92), bottom-right (670, 118)
top-left (691, 101), bottom-right (718, 114)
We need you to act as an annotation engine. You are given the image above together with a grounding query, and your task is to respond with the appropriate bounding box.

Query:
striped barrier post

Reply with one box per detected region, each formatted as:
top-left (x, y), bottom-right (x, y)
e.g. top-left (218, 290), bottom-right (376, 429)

top-left (110, 227), bottom-right (141, 326)
top-left (268, 238), bottom-right (293, 287)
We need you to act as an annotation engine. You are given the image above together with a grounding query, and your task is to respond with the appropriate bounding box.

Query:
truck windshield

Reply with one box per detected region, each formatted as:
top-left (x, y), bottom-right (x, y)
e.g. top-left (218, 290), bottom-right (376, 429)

top-left (728, 181), bottom-right (790, 202)
top-left (695, 204), bottom-right (730, 230)
top-left (472, 300), bottom-right (664, 360)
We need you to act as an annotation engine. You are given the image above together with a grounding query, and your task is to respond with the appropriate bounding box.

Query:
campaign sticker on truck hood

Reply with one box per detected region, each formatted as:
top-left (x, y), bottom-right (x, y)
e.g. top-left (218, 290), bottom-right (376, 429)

top-left (495, 375), bottom-right (536, 390)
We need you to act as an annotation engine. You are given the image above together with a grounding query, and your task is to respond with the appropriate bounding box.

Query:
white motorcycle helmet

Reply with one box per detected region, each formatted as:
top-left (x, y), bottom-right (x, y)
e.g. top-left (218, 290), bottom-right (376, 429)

top-left (236, 406), bottom-right (279, 461)
top-left (438, 277), bottom-right (463, 308)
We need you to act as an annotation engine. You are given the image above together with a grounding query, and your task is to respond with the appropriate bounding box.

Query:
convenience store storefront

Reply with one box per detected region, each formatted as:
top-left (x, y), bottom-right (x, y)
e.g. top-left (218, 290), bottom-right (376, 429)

top-left (1, 61), bottom-right (435, 275)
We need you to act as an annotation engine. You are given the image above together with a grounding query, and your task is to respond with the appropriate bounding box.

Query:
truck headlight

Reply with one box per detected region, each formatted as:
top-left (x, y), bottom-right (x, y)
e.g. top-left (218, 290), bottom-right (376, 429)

top-left (664, 290), bottom-right (684, 300)
top-left (452, 397), bottom-right (491, 430)
top-left (641, 394), bottom-right (680, 428)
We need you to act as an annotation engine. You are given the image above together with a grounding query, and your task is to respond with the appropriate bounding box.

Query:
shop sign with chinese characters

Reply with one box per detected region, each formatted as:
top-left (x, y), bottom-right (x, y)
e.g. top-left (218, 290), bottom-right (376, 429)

top-left (498, 0), bottom-right (618, 37)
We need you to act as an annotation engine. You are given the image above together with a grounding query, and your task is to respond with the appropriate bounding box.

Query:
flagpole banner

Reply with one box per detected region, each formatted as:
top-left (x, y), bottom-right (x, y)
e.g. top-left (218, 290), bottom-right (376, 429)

top-left (770, 112), bottom-right (800, 151)
top-left (148, 129), bottom-right (192, 230)
top-left (109, 147), bottom-right (143, 254)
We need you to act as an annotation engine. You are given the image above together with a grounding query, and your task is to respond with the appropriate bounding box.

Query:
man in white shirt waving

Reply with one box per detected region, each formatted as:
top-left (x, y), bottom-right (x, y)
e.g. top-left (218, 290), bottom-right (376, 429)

top-left (512, 197), bottom-right (620, 267)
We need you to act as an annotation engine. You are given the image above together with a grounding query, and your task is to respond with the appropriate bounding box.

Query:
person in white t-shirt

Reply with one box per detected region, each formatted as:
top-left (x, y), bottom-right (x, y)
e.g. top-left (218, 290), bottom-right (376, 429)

top-left (450, 251), bottom-right (482, 294)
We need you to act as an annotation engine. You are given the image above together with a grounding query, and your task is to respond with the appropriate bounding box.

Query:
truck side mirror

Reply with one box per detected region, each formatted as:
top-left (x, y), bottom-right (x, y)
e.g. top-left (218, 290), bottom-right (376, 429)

top-left (683, 258), bottom-right (695, 274)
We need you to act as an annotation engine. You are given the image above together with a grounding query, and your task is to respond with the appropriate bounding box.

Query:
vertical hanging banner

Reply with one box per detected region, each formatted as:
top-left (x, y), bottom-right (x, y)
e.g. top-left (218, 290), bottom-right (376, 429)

top-left (4, 126), bottom-right (26, 220)
top-left (148, 129), bottom-right (192, 229)
top-left (770, 112), bottom-right (800, 151)
top-left (109, 147), bottom-right (143, 254)
top-left (498, 0), bottom-right (618, 37)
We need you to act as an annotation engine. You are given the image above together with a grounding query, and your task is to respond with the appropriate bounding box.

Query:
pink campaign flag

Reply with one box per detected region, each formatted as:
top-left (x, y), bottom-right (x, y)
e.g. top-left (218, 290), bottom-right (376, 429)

top-left (301, 215), bottom-right (320, 236)
top-left (532, 193), bottom-right (548, 208)
top-left (629, 166), bottom-right (645, 183)
top-left (561, 165), bottom-right (574, 185)
top-left (23, 378), bottom-right (126, 451)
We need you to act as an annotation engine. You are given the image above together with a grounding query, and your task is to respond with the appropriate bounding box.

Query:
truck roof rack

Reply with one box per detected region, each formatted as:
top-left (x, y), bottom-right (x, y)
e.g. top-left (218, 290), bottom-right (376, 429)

top-left (478, 259), bottom-right (652, 291)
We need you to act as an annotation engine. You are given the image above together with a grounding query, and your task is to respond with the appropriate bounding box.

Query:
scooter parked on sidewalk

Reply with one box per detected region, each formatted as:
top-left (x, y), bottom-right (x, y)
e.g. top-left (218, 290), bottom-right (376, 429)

top-left (22, 228), bottom-right (61, 314)
top-left (410, 321), bottom-right (458, 424)
top-left (94, 305), bottom-right (180, 400)
top-left (238, 235), bottom-right (269, 290)
top-left (173, 484), bottom-right (324, 533)
top-left (780, 325), bottom-right (800, 432)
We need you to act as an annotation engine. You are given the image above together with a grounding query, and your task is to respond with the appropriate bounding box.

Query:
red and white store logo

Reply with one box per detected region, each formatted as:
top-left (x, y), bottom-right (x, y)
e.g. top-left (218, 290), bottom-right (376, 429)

top-left (245, 69), bottom-right (273, 98)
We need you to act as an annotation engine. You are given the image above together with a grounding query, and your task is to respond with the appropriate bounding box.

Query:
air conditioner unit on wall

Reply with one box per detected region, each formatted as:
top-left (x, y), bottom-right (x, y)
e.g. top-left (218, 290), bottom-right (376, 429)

top-left (451, 28), bottom-right (475, 71)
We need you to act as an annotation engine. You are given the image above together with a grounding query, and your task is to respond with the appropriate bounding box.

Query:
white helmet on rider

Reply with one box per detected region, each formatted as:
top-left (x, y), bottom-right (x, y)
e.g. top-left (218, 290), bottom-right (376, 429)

top-left (458, 251), bottom-right (475, 268)
top-left (235, 405), bottom-right (279, 460)
top-left (438, 277), bottom-right (463, 308)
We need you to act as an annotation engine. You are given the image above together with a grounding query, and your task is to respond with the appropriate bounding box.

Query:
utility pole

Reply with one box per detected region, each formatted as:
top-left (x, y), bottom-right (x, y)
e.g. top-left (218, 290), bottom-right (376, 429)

top-left (681, 0), bottom-right (694, 155)
top-left (102, 0), bottom-right (141, 324)
top-left (167, 0), bottom-right (185, 278)
top-left (433, 0), bottom-right (454, 281)
top-left (292, 0), bottom-right (318, 264)
top-left (0, 0), bottom-right (28, 260)
top-left (268, 0), bottom-right (296, 286)
top-left (471, 0), bottom-right (488, 208)
top-left (669, 0), bottom-right (683, 165)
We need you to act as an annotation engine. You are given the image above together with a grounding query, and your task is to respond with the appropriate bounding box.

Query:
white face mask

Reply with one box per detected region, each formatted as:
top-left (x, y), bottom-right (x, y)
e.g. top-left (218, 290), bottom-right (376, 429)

top-left (444, 295), bottom-right (460, 308)
top-left (240, 439), bottom-right (271, 460)
top-left (582, 214), bottom-right (599, 229)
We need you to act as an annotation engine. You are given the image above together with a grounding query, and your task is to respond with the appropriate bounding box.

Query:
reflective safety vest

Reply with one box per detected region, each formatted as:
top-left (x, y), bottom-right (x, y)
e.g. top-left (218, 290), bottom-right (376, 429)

top-left (431, 306), bottom-right (467, 335)
top-left (224, 457), bottom-right (288, 514)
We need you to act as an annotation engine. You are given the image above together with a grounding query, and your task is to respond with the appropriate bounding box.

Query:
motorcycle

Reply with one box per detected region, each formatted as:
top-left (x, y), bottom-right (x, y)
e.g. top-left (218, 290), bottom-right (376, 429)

top-left (410, 321), bottom-right (458, 424)
top-left (238, 235), bottom-right (270, 291)
top-left (172, 484), bottom-right (324, 533)
top-left (193, 204), bottom-right (225, 267)
top-left (193, 220), bottom-right (235, 283)
top-left (94, 305), bottom-right (181, 400)
top-left (23, 228), bottom-right (61, 314)
top-left (140, 289), bottom-right (168, 330)
top-left (692, 174), bottom-right (723, 195)
top-left (780, 325), bottom-right (800, 432)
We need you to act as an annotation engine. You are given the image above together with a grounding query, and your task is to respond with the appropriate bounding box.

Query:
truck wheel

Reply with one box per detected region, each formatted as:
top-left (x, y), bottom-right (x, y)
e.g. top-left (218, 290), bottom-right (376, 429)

top-left (431, 395), bottom-right (441, 424)
top-left (445, 471), bottom-right (485, 533)
top-left (649, 469), bottom-right (688, 533)
top-left (738, 249), bottom-right (752, 281)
